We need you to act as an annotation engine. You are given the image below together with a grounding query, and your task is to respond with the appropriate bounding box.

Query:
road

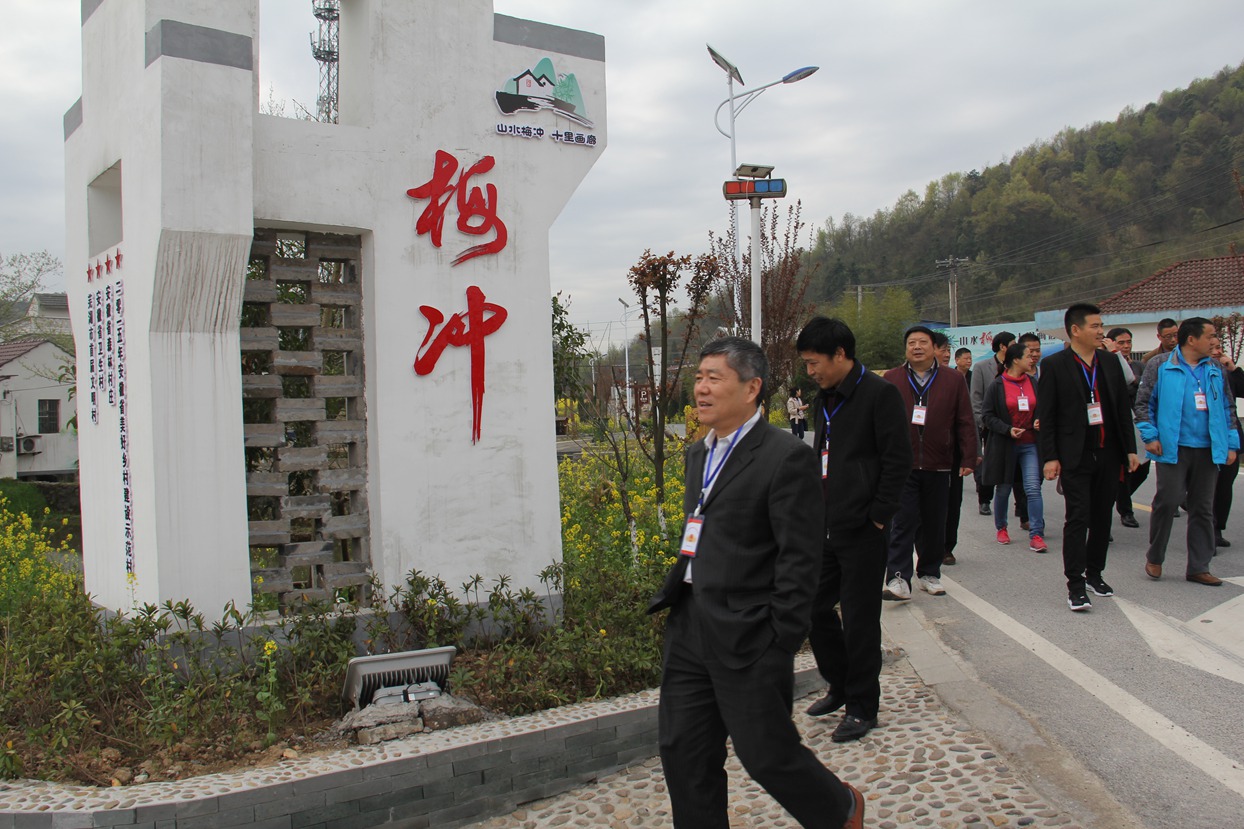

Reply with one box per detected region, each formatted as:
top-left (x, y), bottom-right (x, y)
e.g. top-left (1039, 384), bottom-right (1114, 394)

top-left (882, 468), bottom-right (1244, 829)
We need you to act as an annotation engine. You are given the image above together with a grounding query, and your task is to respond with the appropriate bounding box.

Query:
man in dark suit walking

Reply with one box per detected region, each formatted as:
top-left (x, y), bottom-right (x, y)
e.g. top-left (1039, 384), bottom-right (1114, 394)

top-left (1037, 303), bottom-right (1140, 611)
top-left (649, 337), bottom-right (863, 829)
top-left (797, 317), bottom-right (912, 742)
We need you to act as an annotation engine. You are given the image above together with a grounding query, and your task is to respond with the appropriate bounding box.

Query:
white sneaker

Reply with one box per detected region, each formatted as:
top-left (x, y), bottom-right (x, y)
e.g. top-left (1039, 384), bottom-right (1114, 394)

top-left (918, 575), bottom-right (946, 596)
top-left (882, 577), bottom-right (911, 601)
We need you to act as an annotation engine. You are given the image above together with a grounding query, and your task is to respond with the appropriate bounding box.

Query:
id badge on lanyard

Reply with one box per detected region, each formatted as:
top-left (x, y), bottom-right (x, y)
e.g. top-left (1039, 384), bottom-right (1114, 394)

top-left (680, 516), bottom-right (704, 557)
top-left (1195, 391), bottom-right (1208, 411)
top-left (1086, 401), bottom-right (1104, 425)
top-left (911, 404), bottom-right (928, 425)
top-left (1017, 395), bottom-right (1030, 412)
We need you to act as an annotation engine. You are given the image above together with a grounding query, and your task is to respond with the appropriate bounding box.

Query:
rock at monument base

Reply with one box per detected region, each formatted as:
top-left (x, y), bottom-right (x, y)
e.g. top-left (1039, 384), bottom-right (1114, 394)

top-left (335, 693), bottom-right (485, 745)
top-left (357, 719), bottom-right (425, 746)
top-left (419, 694), bottom-right (487, 731)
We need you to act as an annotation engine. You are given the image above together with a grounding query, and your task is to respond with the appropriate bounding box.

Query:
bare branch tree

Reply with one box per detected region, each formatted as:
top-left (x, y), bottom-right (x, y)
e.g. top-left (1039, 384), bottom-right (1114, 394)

top-left (708, 201), bottom-right (819, 390)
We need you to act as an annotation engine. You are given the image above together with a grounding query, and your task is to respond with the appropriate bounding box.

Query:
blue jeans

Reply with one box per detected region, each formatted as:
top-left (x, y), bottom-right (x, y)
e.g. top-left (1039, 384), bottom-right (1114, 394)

top-left (994, 442), bottom-right (1044, 537)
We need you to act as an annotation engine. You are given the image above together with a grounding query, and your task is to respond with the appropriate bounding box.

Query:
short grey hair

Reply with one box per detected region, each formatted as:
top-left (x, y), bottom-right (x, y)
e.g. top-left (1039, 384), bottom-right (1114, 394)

top-left (700, 336), bottom-right (768, 402)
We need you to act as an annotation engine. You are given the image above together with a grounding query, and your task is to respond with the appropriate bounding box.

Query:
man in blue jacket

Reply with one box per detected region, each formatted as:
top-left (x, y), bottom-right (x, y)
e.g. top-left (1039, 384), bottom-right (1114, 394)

top-left (1134, 317), bottom-right (1240, 585)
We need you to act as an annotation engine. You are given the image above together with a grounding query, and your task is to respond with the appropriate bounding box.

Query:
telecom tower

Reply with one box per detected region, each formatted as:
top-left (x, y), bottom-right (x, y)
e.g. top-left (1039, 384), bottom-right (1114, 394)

top-left (310, 0), bottom-right (340, 123)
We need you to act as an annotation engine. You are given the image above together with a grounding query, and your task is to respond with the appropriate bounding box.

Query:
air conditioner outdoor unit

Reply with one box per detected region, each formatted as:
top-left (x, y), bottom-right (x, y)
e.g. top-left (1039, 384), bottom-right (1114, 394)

top-left (0, 437), bottom-right (12, 452)
top-left (17, 435), bottom-right (42, 455)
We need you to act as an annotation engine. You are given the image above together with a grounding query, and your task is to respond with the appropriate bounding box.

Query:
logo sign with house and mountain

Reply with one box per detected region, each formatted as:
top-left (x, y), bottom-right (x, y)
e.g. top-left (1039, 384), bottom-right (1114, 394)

top-left (495, 56), bottom-right (596, 147)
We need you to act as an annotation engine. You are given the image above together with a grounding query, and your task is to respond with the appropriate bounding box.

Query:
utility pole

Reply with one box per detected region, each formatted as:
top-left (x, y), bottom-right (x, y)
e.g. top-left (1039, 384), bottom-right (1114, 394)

top-left (936, 257), bottom-right (969, 328)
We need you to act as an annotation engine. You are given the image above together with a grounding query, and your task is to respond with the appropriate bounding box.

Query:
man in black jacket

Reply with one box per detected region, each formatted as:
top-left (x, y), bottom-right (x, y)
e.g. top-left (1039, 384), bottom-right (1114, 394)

top-left (797, 317), bottom-right (912, 742)
top-left (648, 337), bottom-right (864, 829)
top-left (1037, 303), bottom-right (1140, 611)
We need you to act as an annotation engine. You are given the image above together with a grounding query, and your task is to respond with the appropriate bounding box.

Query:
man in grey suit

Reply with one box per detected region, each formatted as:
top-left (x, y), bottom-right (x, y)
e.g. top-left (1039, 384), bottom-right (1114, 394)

top-left (970, 331), bottom-right (1017, 515)
top-left (649, 337), bottom-right (863, 829)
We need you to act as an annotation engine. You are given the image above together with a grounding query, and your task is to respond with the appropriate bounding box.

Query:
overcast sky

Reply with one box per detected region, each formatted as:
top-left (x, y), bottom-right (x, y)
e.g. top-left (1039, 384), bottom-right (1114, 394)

top-left (3, 1), bottom-right (1242, 346)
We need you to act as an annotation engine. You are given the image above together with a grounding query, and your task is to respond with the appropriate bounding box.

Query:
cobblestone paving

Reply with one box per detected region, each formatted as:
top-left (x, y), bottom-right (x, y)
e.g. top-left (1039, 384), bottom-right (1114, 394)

top-left (468, 662), bottom-right (1082, 829)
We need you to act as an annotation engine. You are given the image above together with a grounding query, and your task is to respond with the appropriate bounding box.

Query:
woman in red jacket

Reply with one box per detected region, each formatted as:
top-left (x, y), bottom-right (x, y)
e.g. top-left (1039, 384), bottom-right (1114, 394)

top-left (982, 343), bottom-right (1046, 552)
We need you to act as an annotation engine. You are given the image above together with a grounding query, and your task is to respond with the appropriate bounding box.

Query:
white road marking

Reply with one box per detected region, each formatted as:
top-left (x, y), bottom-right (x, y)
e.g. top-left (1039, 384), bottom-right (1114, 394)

top-left (938, 575), bottom-right (1244, 798)
top-left (1189, 585), bottom-right (1244, 656)
top-left (1114, 598), bottom-right (1244, 685)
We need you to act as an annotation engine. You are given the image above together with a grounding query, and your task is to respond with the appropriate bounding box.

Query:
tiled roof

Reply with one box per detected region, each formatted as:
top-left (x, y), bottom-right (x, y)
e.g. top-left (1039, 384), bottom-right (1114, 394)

top-left (1099, 255), bottom-right (1244, 314)
top-left (0, 339), bottom-right (46, 368)
top-left (32, 293), bottom-right (69, 312)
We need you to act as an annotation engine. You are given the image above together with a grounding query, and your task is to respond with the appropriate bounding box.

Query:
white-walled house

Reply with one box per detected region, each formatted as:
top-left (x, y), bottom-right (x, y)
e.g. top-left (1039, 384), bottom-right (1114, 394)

top-left (0, 339), bottom-right (78, 481)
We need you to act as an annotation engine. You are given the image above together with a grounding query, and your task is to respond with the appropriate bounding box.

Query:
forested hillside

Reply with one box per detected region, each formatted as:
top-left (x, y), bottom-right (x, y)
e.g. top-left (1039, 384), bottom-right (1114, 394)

top-left (804, 61), bottom-right (1244, 324)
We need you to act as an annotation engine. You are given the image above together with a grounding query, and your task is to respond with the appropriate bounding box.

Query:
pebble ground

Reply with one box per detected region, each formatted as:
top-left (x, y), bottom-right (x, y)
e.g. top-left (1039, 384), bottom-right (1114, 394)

top-left (466, 658), bottom-right (1082, 829)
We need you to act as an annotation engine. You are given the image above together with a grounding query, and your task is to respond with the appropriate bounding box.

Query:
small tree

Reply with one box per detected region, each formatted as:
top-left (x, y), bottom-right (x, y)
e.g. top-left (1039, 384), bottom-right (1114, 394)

top-left (708, 201), bottom-right (818, 390)
top-left (822, 287), bottom-right (919, 370)
top-left (626, 250), bottom-right (718, 524)
top-left (551, 292), bottom-right (590, 401)
top-left (1212, 312), bottom-right (1243, 363)
top-left (0, 251), bottom-right (64, 346)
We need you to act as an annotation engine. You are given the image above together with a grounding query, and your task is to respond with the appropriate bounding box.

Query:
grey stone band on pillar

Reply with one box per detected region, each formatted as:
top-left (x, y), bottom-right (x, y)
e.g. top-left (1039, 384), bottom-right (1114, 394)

top-left (64, 98), bottom-right (84, 141)
top-left (82, 0), bottom-right (104, 25)
top-left (493, 14), bottom-right (605, 62)
top-left (145, 20), bottom-right (254, 71)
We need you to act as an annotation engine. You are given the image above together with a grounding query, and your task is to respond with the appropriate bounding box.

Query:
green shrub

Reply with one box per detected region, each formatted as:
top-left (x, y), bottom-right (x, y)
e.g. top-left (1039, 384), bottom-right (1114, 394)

top-left (0, 480), bottom-right (47, 517)
top-left (2, 440), bottom-right (686, 783)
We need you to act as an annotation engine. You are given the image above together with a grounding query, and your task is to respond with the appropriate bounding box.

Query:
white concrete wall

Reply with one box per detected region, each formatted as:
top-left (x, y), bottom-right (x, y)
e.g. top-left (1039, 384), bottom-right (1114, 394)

top-left (253, 0), bottom-right (607, 597)
top-left (66, 0), bottom-right (606, 611)
top-left (66, 0), bottom-right (255, 612)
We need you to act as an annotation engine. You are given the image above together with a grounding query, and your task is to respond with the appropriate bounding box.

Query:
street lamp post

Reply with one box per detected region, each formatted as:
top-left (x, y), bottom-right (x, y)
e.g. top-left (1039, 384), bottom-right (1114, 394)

top-left (723, 172), bottom-right (788, 348)
top-left (708, 45), bottom-right (817, 343)
top-left (618, 298), bottom-right (638, 419)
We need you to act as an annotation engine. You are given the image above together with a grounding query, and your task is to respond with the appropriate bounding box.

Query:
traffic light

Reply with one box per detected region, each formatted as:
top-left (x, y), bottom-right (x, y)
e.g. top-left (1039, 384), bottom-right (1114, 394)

top-left (722, 178), bottom-right (788, 200)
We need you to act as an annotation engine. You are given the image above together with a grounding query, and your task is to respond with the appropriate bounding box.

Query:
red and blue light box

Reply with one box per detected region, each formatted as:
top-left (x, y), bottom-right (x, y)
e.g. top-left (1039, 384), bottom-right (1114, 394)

top-left (722, 179), bottom-right (788, 200)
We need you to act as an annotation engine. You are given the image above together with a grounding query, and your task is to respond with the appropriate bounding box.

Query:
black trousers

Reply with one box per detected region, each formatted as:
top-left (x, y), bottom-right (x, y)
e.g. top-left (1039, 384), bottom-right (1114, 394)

top-left (1059, 444), bottom-right (1122, 593)
top-left (1116, 461), bottom-right (1152, 517)
top-left (1214, 455), bottom-right (1239, 533)
top-left (809, 524), bottom-right (886, 720)
top-left (658, 594), bottom-right (853, 829)
top-left (886, 469), bottom-right (950, 582)
top-left (945, 469), bottom-right (964, 553)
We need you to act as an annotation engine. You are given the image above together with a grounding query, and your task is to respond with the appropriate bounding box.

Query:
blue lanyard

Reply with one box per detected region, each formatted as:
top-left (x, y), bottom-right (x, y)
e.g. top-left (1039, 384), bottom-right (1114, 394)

top-left (697, 428), bottom-right (741, 514)
top-left (822, 363), bottom-right (866, 450)
top-left (907, 364), bottom-right (937, 403)
top-left (1187, 360), bottom-right (1207, 392)
top-left (1074, 354), bottom-right (1098, 402)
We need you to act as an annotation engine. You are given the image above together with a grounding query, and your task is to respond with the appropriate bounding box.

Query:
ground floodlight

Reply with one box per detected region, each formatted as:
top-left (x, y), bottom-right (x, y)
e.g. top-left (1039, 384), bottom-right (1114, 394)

top-left (342, 645), bottom-right (457, 709)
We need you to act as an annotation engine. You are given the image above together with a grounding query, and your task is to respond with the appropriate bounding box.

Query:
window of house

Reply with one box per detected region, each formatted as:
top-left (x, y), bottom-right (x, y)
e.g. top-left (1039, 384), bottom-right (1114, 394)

top-left (38, 399), bottom-right (60, 434)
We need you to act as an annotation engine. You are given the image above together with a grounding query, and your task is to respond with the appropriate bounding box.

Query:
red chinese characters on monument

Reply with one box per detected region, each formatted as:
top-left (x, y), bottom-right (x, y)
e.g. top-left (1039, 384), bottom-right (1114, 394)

top-left (414, 286), bottom-right (508, 443)
top-left (407, 150), bottom-right (509, 266)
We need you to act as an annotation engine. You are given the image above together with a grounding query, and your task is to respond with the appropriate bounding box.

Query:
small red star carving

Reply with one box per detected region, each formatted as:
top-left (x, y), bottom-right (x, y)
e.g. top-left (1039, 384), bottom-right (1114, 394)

top-left (87, 266), bottom-right (94, 282)
top-left (114, 248), bottom-right (123, 269)
top-left (95, 261), bottom-right (103, 279)
top-left (105, 254), bottom-right (113, 274)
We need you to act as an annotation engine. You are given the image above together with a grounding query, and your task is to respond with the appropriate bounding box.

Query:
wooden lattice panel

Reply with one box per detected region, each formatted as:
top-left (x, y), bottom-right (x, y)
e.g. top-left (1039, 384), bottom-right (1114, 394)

top-left (242, 230), bottom-right (371, 608)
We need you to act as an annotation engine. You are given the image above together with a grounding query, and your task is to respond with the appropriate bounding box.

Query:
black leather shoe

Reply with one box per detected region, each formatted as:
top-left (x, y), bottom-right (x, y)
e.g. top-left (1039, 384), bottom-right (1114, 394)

top-left (978, 503), bottom-right (991, 516)
top-left (831, 714), bottom-right (876, 742)
top-left (807, 692), bottom-right (845, 717)
top-left (1120, 513), bottom-right (1140, 528)
top-left (1216, 535), bottom-right (1230, 548)
top-left (943, 552), bottom-right (957, 566)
